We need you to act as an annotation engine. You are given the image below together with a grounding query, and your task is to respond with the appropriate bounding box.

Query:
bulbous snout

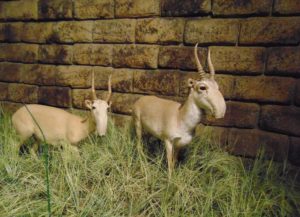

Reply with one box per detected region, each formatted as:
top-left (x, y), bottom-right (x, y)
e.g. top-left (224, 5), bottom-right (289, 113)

top-left (94, 113), bottom-right (108, 137)
top-left (96, 123), bottom-right (107, 136)
top-left (210, 90), bottom-right (226, 119)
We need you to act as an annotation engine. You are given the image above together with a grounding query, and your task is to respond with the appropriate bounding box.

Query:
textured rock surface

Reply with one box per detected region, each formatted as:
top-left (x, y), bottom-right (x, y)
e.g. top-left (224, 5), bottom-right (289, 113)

top-left (73, 44), bottom-right (112, 66)
top-left (0, 44), bottom-right (38, 63)
top-left (93, 19), bottom-right (135, 43)
top-left (115, 0), bottom-right (160, 17)
top-left (240, 17), bottom-right (300, 45)
top-left (136, 18), bottom-right (185, 44)
top-left (39, 45), bottom-right (73, 64)
top-left (74, 0), bottom-right (114, 19)
top-left (260, 105), bottom-right (300, 136)
top-left (185, 19), bottom-right (239, 44)
top-left (38, 0), bottom-right (72, 19)
top-left (158, 46), bottom-right (207, 70)
top-left (267, 47), bottom-right (300, 76)
top-left (39, 86), bottom-right (71, 108)
top-left (8, 83), bottom-right (38, 104)
top-left (210, 46), bottom-right (265, 74)
top-left (213, 0), bottom-right (272, 15)
top-left (233, 76), bottom-right (294, 104)
top-left (0, 63), bottom-right (23, 82)
top-left (0, 23), bottom-right (23, 42)
top-left (274, 0), bottom-right (300, 15)
top-left (113, 45), bottom-right (159, 69)
top-left (162, 0), bottom-right (211, 16)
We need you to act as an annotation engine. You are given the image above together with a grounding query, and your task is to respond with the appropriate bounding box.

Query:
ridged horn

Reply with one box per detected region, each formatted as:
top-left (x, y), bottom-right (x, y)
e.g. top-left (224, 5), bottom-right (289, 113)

top-left (91, 71), bottom-right (97, 100)
top-left (207, 48), bottom-right (215, 79)
top-left (194, 43), bottom-right (206, 79)
top-left (105, 74), bottom-right (112, 102)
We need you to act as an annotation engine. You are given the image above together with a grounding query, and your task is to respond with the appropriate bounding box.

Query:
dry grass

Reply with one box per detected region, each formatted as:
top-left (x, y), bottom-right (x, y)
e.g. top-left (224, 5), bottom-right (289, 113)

top-left (0, 110), bottom-right (299, 217)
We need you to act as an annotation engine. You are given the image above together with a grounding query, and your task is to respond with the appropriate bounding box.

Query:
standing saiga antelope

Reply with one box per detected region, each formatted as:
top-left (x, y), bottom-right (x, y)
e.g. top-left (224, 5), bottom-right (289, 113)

top-left (132, 44), bottom-right (226, 176)
top-left (12, 72), bottom-right (112, 157)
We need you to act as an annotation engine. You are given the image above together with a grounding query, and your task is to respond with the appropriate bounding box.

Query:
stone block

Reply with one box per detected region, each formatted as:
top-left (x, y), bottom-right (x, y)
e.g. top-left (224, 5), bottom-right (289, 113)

top-left (52, 21), bottom-right (93, 43)
top-left (136, 18), bottom-right (185, 44)
top-left (260, 105), bottom-right (300, 137)
top-left (233, 76), bottom-right (294, 104)
top-left (213, 0), bottom-right (272, 16)
top-left (228, 128), bottom-right (289, 161)
top-left (210, 46), bottom-right (265, 74)
top-left (133, 69), bottom-right (180, 96)
top-left (4, 0), bottom-right (38, 20)
top-left (8, 83), bottom-right (38, 103)
top-left (289, 137), bottom-right (300, 166)
top-left (0, 2), bottom-right (5, 20)
top-left (38, 0), bottom-right (73, 19)
top-left (73, 44), bottom-right (112, 66)
top-left (161, 0), bottom-right (211, 16)
top-left (0, 62), bottom-right (23, 82)
top-left (239, 17), bottom-right (300, 45)
top-left (74, 0), bottom-right (114, 19)
top-left (0, 22), bottom-right (22, 42)
top-left (20, 64), bottom-right (57, 86)
top-left (274, 0), bottom-right (300, 15)
top-left (109, 92), bottom-right (142, 114)
top-left (93, 19), bottom-right (135, 43)
top-left (22, 22), bottom-right (54, 43)
top-left (0, 82), bottom-right (8, 100)
top-left (185, 19), bottom-right (239, 44)
top-left (72, 89), bottom-right (91, 109)
top-left (0, 44), bottom-right (38, 63)
top-left (39, 86), bottom-right (71, 108)
top-left (56, 66), bottom-right (92, 88)
top-left (115, 0), bottom-right (160, 17)
top-left (94, 67), bottom-right (133, 92)
top-left (158, 46), bottom-right (207, 70)
top-left (0, 101), bottom-right (22, 114)
top-left (39, 45), bottom-right (73, 64)
top-left (113, 45), bottom-right (159, 69)
top-left (195, 125), bottom-right (229, 145)
top-left (267, 47), bottom-right (300, 76)
top-left (203, 101), bottom-right (259, 128)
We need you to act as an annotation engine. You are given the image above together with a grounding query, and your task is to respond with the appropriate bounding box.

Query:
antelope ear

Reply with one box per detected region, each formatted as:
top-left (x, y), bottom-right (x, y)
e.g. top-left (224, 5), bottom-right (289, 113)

top-left (188, 78), bottom-right (196, 88)
top-left (84, 100), bottom-right (93, 110)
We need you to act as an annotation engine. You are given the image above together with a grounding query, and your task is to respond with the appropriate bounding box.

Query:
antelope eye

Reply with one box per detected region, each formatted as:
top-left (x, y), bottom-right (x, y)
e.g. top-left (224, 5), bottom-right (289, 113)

top-left (92, 106), bottom-right (96, 109)
top-left (199, 86), bottom-right (207, 91)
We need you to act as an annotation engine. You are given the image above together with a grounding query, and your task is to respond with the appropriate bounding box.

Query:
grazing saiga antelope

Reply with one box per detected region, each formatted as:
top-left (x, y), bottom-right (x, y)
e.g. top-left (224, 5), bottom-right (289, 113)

top-left (12, 72), bottom-right (112, 157)
top-left (133, 44), bottom-right (226, 176)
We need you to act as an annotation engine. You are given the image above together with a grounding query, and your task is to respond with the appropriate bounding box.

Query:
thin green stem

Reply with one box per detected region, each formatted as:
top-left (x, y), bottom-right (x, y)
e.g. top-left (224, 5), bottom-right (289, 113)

top-left (24, 104), bottom-right (51, 217)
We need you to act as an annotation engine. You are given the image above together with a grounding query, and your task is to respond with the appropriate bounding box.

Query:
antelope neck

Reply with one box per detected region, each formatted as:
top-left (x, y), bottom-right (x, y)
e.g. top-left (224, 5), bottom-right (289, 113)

top-left (83, 112), bottom-right (96, 134)
top-left (178, 93), bottom-right (202, 133)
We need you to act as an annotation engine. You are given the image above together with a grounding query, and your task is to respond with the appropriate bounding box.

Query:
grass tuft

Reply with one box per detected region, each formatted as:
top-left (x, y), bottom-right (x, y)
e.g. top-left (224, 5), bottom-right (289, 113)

top-left (0, 110), bottom-right (299, 217)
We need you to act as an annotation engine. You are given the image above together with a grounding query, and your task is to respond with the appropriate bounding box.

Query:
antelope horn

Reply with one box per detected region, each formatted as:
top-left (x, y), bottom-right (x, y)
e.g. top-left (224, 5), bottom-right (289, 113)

top-left (194, 43), bottom-right (206, 79)
top-left (91, 71), bottom-right (97, 100)
top-left (105, 74), bottom-right (112, 102)
top-left (207, 48), bottom-right (215, 79)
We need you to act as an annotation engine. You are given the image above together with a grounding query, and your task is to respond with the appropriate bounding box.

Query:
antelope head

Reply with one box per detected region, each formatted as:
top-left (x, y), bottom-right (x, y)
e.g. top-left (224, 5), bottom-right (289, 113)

top-left (85, 72), bottom-right (112, 136)
top-left (188, 44), bottom-right (226, 119)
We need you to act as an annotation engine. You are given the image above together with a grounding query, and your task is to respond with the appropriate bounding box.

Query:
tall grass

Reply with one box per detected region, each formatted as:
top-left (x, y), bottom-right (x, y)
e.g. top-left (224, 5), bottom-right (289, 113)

top-left (0, 110), bottom-right (299, 217)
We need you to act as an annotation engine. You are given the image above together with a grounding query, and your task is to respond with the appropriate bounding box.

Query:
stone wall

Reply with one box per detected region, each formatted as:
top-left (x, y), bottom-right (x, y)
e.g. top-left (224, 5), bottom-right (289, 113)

top-left (0, 0), bottom-right (299, 164)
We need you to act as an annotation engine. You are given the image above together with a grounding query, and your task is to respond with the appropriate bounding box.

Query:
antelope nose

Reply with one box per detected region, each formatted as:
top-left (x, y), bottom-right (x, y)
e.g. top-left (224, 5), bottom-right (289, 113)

top-left (214, 113), bottom-right (225, 119)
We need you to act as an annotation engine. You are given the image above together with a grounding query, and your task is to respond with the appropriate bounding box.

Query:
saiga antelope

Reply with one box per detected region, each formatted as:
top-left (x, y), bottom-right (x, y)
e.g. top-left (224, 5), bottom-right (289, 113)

top-left (133, 44), bottom-right (226, 176)
top-left (12, 72), bottom-right (112, 157)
